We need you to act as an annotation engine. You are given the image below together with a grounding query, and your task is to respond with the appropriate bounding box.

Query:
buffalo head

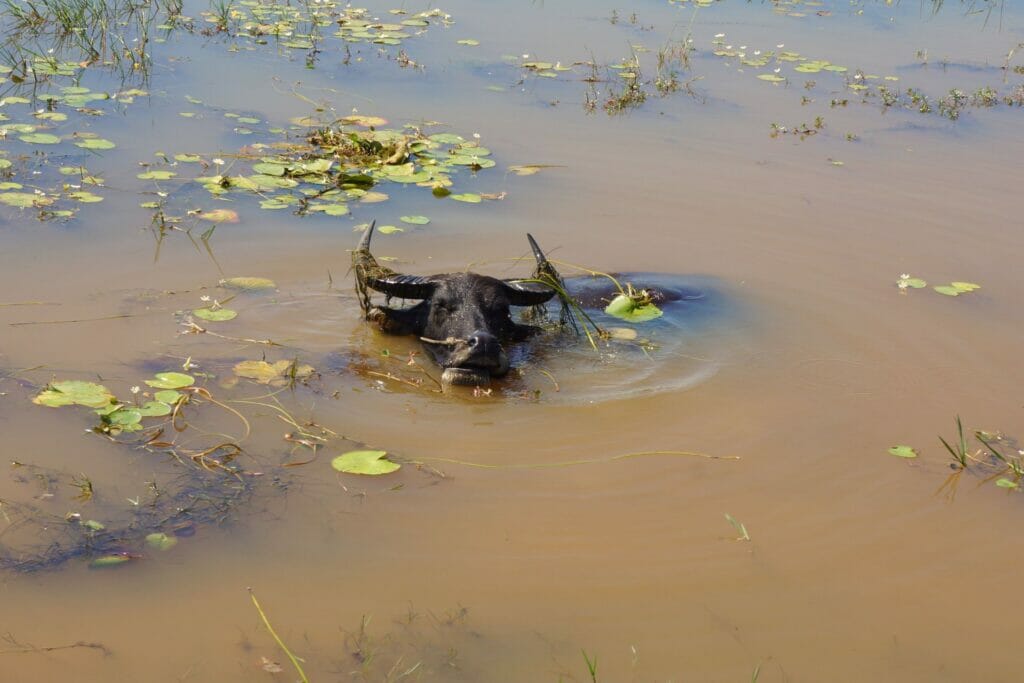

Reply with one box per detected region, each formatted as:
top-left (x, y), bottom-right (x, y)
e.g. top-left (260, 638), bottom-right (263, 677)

top-left (353, 222), bottom-right (557, 385)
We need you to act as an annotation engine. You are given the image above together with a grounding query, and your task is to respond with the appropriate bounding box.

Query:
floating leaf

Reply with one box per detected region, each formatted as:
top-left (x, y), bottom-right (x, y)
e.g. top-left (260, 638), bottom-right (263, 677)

top-left (888, 445), bottom-right (918, 459)
top-left (400, 215), bottom-right (430, 225)
top-left (34, 381), bottom-right (115, 408)
top-left (933, 285), bottom-right (960, 296)
top-left (951, 282), bottom-right (980, 292)
top-left (450, 193), bottom-right (482, 203)
top-left (107, 408), bottom-right (143, 428)
top-left (19, 133), bottom-right (61, 144)
top-left (377, 225), bottom-right (403, 234)
top-left (604, 294), bottom-right (664, 322)
top-left (340, 115), bottom-right (388, 127)
top-left (193, 307), bottom-right (238, 321)
top-left (90, 554), bottom-right (134, 568)
top-left (197, 208), bottom-right (239, 223)
top-left (83, 520), bottom-right (106, 531)
top-left (995, 478), bottom-right (1019, 489)
top-left (137, 170), bottom-right (177, 180)
top-left (138, 401), bottom-right (173, 417)
top-left (220, 276), bottom-right (276, 290)
top-left (457, 39), bottom-right (480, 46)
top-left (1, 192), bottom-right (53, 207)
top-left (146, 532), bottom-right (178, 550)
top-left (74, 138), bottom-right (116, 150)
top-left (233, 360), bottom-right (315, 385)
top-left (67, 191), bottom-right (103, 203)
top-left (153, 390), bottom-right (181, 404)
top-left (331, 450), bottom-right (401, 475)
top-left (174, 153), bottom-right (203, 163)
top-left (757, 74), bottom-right (786, 82)
top-left (144, 372), bottom-right (195, 389)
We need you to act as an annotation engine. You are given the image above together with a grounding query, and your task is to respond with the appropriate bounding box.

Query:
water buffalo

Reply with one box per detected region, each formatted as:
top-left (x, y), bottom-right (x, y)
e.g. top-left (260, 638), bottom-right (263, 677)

top-left (352, 222), bottom-right (557, 385)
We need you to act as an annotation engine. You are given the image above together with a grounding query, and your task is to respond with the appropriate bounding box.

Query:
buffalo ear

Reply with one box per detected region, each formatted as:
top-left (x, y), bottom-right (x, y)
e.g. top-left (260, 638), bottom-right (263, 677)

top-left (365, 274), bottom-right (437, 300)
top-left (503, 281), bottom-right (556, 307)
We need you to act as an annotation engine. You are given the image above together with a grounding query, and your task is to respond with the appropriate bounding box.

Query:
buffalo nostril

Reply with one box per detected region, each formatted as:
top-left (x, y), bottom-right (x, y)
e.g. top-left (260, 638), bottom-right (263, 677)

top-left (467, 331), bottom-right (497, 351)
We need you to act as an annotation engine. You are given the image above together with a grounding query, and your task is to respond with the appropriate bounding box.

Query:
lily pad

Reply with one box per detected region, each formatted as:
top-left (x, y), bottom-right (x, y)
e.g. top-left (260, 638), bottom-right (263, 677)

top-left (90, 554), bottom-right (134, 568)
top-left (144, 372), bottom-right (195, 389)
top-left (74, 138), bottom-right (116, 150)
top-left (146, 532), bottom-right (178, 550)
top-left (138, 401), bottom-right (173, 417)
top-left (604, 294), bottom-right (664, 323)
top-left (193, 307), bottom-right (238, 321)
top-left (19, 133), bottom-right (61, 145)
top-left (137, 170), bottom-right (177, 180)
top-left (951, 282), bottom-right (980, 292)
top-left (154, 390), bottom-right (181, 404)
top-left (67, 191), bottom-right (103, 203)
top-left (220, 276), bottom-right (276, 290)
top-left (995, 478), bottom-right (1019, 489)
top-left (933, 285), bottom-right (961, 296)
top-left (400, 215), bottom-right (430, 225)
top-left (450, 193), bottom-right (482, 203)
top-left (757, 74), bottom-right (787, 83)
top-left (34, 380), bottom-right (115, 409)
top-left (888, 445), bottom-right (918, 459)
top-left (197, 208), bottom-right (239, 223)
top-left (0, 192), bottom-right (45, 208)
top-left (331, 450), bottom-right (401, 475)
top-left (233, 360), bottom-right (315, 385)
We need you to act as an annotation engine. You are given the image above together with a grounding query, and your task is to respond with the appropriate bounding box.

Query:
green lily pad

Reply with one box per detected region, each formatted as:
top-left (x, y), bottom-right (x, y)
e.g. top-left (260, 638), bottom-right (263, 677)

top-left (457, 39), bottom-right (480, 46)
top-left (75, 138), bottom-right (116, 150)
top-left (888, 445), bottom-right (918, 459)
top-left (154, 390), bottom-right (181, 404)
top-left (83, 519), bottom-right (106, 531)
top-left (90, 554), bottom-right (134, 568)
top-left (951, 282), bottom-right (980, 292)
top-left (197, 208), bottom-right (239, 223)
top-left (144, 372), bottom-right (195, 389)
top-left (220, 276), bottom-right (276, 290)
top-left (146, 532), bottom-right (178, 550)
top-left (19, 133), bottom-right (61, 145)
top-left (0, 182), bottom-right (22, 190)
top-left (757, 74), bottom-right (787, 82)
top-left (400, 215), bottom-right (430, 225)
top-left (450, 193), bottom-right (482, 203)
top-left (34, 380), bottom-right (115, 408)
top-left (107, 408), bottom-right (143, 428)
top-left (377, 225), bottom-right (403, 234)
top-left (174, 154), bottom-right (203, 163)
top-left (67, 191), bottom-right (103, 203)
top-left (331, 450), bottom-right (401, 475)
top-left (933, 285), bottom-right (961, 296)
top-left (233, 360), bottom-right (315, 385)
top-left (138, 401), bottom-right (173, 417)
top-left (604, 294), bottom-right (664, 322)
top-left (193, 307), bottom-right (238, 321)
top-left (137, 170), bottom-right (177, 180)
top-left (995, 478), bottom-right (1019, 489)
top-left (0, 192), bottom-right (51, 208)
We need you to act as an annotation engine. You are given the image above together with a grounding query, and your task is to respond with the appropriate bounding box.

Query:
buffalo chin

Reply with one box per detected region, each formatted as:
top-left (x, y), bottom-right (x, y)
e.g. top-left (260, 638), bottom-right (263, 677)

top-left (442, 367), bottom-right (492, 386)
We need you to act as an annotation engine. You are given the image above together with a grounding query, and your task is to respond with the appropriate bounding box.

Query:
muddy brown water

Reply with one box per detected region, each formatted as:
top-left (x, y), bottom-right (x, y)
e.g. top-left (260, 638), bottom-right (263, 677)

top-left (2, 1), bottom-right (1023, 680)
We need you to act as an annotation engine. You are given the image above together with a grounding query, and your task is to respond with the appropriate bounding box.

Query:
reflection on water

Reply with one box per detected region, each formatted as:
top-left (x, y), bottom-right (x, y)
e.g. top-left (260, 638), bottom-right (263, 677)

top-left (2, 0), bottom-right (1024, 680)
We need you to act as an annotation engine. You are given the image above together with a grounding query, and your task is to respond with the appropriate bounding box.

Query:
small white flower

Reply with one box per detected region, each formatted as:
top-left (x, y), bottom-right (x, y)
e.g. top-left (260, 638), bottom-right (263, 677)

top-left (777, 43), bottom-right (785, 48)
top-left (200, 295), bottom-right (211, 302)
top-left (212, 158), bottom-right (225, 165)
top-left (130, 386), bottom-right (140, 394)
top-left (754, 50), bottom-right (761, 56)
top-left (522, 53), bottom-right (529, 59)
top-left (472, 133), bottom-right (481, 139)
top-left (898, 281), bottom-right (909, 290)
top-left (714, 33), bottom-right (725, 38)
top-left (900, 273), bottom-right (910, 280)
